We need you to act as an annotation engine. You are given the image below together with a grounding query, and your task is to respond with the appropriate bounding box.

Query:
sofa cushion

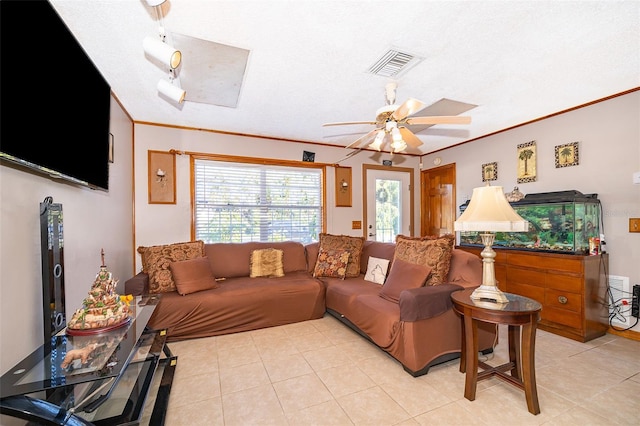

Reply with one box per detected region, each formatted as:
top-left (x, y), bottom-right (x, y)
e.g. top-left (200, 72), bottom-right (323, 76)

top-left (363, 256), bottom-right (390, 284)
top-left (379, 258), bottom-right (432, 303)
top-left (137, 240), bottom-right (205, 293)
top-left (359, 241), bottom-right (396, 274)
top-left (394, 234), bottom-right (454, 286)
top-left (250, 248), bottom-right (285, 278)
top-left (205, 241), bottom-right (307, 278)
top-left (169, 257), bottom-right (219, 295)
top-left (313, 247), bottom-right (350, 279)
top-left (319, 233), bottom-right (364, 278)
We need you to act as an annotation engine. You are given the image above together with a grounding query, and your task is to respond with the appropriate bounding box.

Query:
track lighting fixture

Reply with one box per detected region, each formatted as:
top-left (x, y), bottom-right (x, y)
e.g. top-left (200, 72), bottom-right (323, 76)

top-left (157, 78), bottom-right (186, 104)
top-left (143, 36), bottom-right (182, 70)
top-left (145, 0), bottom-right (167, 6)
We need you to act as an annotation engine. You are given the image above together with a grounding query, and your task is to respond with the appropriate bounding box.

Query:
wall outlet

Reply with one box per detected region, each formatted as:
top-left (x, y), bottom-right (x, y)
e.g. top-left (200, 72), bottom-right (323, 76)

top-left (632, 285), bottom-right (640, 318)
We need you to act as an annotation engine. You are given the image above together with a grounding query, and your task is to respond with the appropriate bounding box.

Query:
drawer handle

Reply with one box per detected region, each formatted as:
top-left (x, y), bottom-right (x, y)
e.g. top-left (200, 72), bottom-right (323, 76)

top-left (558, 296), bottom-right (568, 304)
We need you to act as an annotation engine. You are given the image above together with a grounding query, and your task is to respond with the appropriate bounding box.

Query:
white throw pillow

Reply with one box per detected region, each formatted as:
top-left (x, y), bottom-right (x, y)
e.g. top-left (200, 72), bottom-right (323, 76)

top-left (364, 257), bottom-right (390, 284)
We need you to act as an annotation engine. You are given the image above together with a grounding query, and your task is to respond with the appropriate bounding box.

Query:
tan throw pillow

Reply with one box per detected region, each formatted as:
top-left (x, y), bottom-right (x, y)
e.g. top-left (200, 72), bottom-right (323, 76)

top-left (137, 240), bottom-right (205, 293)
top-left (318, 233), bottom-right (364, 278)
top-left (364, 256), bottom-right (390, 284)
top-left (169, 257), bottom-right (218, 295)
top-left (250, 248), bottom-right (285, 278)
top-left (379, 259), bottom-right (432, 303)
top-left (394, 234), bottom-right (454, 285)
top-left (313, 247), bottom-right (350, 279)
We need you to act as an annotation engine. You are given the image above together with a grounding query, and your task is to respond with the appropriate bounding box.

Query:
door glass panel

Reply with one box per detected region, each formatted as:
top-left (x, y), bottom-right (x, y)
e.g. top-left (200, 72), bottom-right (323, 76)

top-left (366, 169), bottom-right (410, 242)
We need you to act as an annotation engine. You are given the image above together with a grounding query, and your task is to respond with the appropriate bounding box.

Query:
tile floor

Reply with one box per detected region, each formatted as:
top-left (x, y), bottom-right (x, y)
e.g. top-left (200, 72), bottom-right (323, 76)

top-left (157, 314), bottom-right (640, 425)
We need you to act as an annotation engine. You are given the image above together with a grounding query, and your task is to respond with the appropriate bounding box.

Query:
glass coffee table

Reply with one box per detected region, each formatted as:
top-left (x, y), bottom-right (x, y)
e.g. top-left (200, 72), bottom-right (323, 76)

top-left (0, 295), bottom-right (176, 425)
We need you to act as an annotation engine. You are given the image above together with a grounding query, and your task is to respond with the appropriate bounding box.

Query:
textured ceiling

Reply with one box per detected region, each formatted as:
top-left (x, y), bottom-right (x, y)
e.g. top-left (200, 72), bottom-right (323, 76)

top-left (50, 0), bottom-right (639, 156)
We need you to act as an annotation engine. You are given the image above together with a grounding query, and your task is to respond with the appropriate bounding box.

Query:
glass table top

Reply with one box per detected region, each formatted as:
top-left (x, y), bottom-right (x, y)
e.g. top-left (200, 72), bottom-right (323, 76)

top-left (1, 295), bottom-right (160, 398)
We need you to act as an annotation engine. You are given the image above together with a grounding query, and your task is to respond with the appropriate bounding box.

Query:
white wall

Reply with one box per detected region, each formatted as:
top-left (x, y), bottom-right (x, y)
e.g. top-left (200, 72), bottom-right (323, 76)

top-left (423, 90), bottom-right (640, 332)
top-left (0, 96), bottom-right (134, 374)
top-left (132, 125), bottom-right (421, 271)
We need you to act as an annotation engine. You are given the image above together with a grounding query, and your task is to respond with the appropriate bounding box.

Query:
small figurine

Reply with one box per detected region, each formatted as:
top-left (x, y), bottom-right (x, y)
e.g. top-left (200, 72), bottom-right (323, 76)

top-left (61, 343), bottom-right (100, 368)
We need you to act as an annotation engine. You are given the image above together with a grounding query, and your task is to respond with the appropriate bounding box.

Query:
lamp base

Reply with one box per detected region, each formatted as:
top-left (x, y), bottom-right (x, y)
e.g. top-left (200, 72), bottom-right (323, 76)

top-left (470, 285), bottom-right (509, 304)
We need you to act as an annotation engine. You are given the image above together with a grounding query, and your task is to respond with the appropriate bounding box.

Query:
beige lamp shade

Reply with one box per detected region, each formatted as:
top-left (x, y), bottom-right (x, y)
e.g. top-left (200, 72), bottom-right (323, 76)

top-left (143, 36), bottom-right (182, 70)
top-left (454, 185), bottom-right (529, 232)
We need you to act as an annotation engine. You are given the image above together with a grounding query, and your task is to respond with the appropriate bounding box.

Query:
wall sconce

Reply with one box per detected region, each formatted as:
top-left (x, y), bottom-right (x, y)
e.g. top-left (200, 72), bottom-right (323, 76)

top-left (156, 168), bottom-right (167, 186)
top-left (339, 179), bottom-right (349, 193)
top-left (157, 78), bottom-right (186, 104)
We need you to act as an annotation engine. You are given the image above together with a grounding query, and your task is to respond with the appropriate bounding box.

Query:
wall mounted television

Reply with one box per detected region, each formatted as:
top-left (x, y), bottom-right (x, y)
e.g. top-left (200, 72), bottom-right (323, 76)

top-left (0, 0), bottom-right (112, 191)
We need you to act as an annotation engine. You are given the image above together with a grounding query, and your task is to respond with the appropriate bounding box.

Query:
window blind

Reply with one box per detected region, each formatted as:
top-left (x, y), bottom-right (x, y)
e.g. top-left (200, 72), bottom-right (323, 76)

top-left (194, 159), bottom-right (323, 243)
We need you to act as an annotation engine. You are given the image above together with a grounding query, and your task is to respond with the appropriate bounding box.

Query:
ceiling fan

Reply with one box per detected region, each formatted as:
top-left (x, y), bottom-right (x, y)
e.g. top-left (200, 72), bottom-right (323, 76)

top-left (323, 82), bottom-right (472, 153)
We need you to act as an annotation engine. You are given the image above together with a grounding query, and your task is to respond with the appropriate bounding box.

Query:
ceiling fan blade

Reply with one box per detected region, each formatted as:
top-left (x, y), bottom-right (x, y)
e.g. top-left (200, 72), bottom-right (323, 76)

top-left (398, 127), bottom-right (424, 148)
top-left (406, 115), bottom-right (472, 125)
top-left (323, 121), bottom-right (377, 127)
top-left (391, 98), bottom-right (428, 121)
top-left (345, 129), bottom-right (380, 149)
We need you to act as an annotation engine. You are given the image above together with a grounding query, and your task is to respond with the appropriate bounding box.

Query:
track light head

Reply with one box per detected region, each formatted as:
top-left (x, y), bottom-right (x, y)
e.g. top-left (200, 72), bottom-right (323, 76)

top-left (157, 79), bottom-right (185, 104)
top-left (143, 36), bottom-right (182, 70)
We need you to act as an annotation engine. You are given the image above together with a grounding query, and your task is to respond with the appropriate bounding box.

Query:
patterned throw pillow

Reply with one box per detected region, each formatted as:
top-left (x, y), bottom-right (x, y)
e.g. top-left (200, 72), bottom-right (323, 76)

top-left (318, 233), bottom-right (364, 278)
top-left (137, 240), bottom-right (205, 293)
top-left (313, 247), bottom-right (350, 279)
top-left (169, 257), bottom-right (218, 295)
top-left (393, 234), bottom-right (455, 285)
top-left (250, 248), bottom-right (285, 278)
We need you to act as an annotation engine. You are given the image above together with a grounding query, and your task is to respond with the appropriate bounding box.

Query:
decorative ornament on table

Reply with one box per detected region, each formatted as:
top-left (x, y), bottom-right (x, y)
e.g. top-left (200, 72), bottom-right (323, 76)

top-left (66, 249), bottom-right (132, 331)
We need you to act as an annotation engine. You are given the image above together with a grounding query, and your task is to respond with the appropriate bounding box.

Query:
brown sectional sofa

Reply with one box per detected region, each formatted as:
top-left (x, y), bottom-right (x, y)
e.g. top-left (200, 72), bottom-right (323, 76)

top-left (125, 238), bottom-right (496, 376)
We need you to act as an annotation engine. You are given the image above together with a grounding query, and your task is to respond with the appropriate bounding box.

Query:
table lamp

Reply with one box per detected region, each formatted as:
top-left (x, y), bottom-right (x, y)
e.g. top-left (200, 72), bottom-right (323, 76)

top-left (454, 184), bottom-right (529, 303)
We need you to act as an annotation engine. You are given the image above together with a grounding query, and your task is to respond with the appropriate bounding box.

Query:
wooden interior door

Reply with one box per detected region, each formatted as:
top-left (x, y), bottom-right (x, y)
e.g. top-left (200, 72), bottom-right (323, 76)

top-left (421, 163), bottom-right (456, 236)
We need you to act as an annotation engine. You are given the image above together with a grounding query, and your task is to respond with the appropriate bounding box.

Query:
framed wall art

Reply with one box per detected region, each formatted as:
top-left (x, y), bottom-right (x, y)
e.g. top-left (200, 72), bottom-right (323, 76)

top-left (517, 140), bottom-right (537, 184)
top-left (148, 150), bottom-right (176, 204)
top-left (335, 166), bottom-right (352, 207)
top-left (482, 162), bottom-right (498, 182)
top-left (555, 141), bottom-right (579, 168)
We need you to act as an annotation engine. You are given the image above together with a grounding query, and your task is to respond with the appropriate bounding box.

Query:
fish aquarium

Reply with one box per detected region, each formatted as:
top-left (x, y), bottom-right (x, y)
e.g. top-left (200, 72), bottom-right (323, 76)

top-left (458, 190), bottom-right (601, 255)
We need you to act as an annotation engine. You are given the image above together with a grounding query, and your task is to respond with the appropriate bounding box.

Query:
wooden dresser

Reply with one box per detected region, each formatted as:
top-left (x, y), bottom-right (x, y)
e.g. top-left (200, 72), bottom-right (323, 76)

top-left (458, 246), bottom-right (609, 342)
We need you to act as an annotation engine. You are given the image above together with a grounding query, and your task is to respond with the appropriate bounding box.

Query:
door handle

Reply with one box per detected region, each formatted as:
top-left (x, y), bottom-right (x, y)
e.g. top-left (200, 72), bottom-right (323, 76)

top-left (369, 233), bottom-right (376, 237)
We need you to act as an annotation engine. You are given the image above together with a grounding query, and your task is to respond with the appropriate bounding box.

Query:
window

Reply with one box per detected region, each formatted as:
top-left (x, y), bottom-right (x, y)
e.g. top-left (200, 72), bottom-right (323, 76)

top-left (194, 158), bottom-right (323, 243)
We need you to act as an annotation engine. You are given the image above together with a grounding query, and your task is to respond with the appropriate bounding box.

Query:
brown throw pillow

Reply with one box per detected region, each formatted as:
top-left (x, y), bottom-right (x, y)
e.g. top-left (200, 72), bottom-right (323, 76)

top-left (250, 248), bottom-right (285, 278)
top-left (313, 247), bottom-right (350, 279)
top-left (137, 240), bottom-right (205, 293)
top-left (318, 233), bottom-right (364, 278)
top-left (379, 259), bottom-right (432, 303)
top-left (394, 234), bottom-right (454, 286)
top-left (169, 257), bottom-right (218, 295)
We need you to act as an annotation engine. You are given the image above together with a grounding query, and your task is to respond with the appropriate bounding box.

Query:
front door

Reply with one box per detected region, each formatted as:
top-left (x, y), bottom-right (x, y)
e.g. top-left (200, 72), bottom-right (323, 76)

top-left (363, 165), bottom-right (413, 242)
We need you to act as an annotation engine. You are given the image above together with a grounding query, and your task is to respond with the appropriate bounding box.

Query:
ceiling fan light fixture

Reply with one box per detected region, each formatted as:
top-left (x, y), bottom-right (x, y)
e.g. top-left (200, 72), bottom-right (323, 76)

top-left (369, 131), bottom-right (385, 151)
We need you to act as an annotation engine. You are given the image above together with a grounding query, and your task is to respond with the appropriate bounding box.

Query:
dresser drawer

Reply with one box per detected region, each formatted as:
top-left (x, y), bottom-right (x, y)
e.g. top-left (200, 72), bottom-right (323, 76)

top-left (545, 288), bottom-right (582, 313)
top-left (506, 267), bottom-right (546, 287)
top-left (542, 306), bottom-right (582, 330)
top-left (507, 282), bottom-right (544, 305)
top-left (545, 274), bottom-right (582, 293)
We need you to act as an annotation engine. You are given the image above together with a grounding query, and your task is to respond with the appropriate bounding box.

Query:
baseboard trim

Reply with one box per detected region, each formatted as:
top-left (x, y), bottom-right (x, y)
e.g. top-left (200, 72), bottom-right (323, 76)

top-left (607, 326), bottom-right (640, 342)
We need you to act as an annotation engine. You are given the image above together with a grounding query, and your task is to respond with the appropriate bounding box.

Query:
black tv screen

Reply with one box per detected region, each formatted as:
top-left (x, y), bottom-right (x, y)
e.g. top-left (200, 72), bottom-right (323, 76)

top-left (0, 0), bottom-right (111, 191)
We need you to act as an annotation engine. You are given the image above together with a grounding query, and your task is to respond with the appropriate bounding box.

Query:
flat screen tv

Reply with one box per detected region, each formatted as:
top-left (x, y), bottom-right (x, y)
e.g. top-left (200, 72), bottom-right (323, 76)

top-left (0, 0), bottom-right (112, 191)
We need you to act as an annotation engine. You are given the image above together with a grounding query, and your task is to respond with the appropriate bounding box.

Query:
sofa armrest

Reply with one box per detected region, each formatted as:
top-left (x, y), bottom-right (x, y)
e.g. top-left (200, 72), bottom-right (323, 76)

top-left (399, 283), bottom-right (464, 322)
top-left (124, 272), bottom-right (149, 296)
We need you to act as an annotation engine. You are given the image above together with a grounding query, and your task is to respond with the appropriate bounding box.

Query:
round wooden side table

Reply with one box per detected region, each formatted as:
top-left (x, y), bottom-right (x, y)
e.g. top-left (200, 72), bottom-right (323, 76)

top-left (451, 288), bottom-right (542, 415)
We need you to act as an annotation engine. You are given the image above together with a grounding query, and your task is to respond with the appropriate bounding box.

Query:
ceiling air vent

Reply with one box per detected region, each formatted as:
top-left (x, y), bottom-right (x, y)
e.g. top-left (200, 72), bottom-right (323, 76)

top-left (367, 49), bottom-right (424, 77)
